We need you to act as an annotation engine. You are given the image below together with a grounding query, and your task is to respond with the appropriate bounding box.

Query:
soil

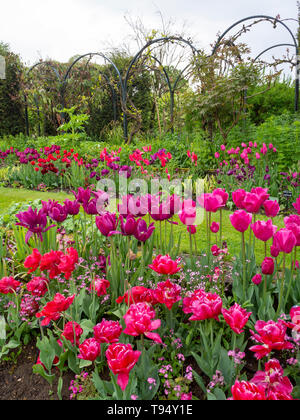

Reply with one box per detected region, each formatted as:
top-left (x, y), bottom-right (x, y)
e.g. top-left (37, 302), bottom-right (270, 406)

top-left (0, 341), bottom-right (74, 400)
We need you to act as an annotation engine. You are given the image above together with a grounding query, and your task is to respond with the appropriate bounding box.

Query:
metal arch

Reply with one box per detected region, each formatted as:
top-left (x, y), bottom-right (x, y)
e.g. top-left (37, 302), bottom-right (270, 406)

top-left (144, 54), bottom-right (193, 133)
top-left (211, 15), bottom-right (299, 111)
top-left (122, 36), bottom-right (198, 140)
top-left (254, 43), bottom-right (295, 62)
top-left (24, 61), bottom-right (62, 136)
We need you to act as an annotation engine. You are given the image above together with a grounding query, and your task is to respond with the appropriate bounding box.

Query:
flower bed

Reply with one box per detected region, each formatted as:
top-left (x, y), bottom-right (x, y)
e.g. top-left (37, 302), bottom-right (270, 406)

top-left (0, 141), bottom-right (300, 401)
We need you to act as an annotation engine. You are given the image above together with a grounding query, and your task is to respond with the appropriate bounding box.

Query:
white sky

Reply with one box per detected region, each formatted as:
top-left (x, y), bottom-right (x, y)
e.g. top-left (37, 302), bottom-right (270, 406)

top-left (1, 0), bottom-right (298, 73)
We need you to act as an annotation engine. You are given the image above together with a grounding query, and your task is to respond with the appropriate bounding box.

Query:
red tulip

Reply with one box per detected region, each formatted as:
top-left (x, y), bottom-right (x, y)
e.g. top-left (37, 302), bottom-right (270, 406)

top-left (27, 277), bottom-right (49, 297)
top-left (149, 255), bottom-right (181, 276)
top-left (62, 321), bottom-right (83, 346)
top-left (242, 192), bottom-right (262, 214)
top-left (210, 222), bottom-right (220, 234)
top-left (106, 343), bottom-right (141, 391)
top-left (292, 194), bottom-right (300, 214)
top-left (0, 277), bottom-right (21, 295)
top-left (24, 249), bottom-right (42, 274)
top-left (232, 189), bottom-right (246, 209)
top-left (116, 286), bottom-right (157, 306)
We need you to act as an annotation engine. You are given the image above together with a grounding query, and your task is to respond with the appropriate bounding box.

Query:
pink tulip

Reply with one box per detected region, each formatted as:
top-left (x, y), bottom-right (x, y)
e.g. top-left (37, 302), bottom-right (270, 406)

top-left (232, 189), bottom-right (246, 209)
top-left (273, 229), bottom-right (297, 254)
top-left (242, 192), bottom-right (262, 214)
top-left (123, 302), bottom-right (162, 344)
top-left (252, 274), bottom-right (263, 285)
top-left (264, 200), bottom-right (280, 218)
top-left (210, 222), bottom-right (220, 234)
top-left (78, 338), bottom-right (101, 362)
top-left (183, 289), bottom-right (223, 322)
top-left (292, 194), bottom-right (300, 214)
top-left (222, 303), bottom-right (252, 335)
top-left (251, 219), bottom-right (277, 242)
top-left (261, 257), bottom-right (275, 275)
top-left (213, 188), bottom-right (229, 206)
top-left (230, 210), bottom-right (252, 233)
top-left (197, 193), bottom-right (224, 213)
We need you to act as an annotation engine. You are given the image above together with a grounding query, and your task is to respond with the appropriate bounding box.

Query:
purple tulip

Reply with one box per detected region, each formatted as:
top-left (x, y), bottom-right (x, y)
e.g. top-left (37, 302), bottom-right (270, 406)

top-left (95, 213), bottom-right (118, 237)
top-left (63, 200), bottom-right (80, 216)
top-left (48, 203), bottom-right (68, 223)
top-left (72, 187), bottom-right (92, 205)
top-left (16, 207), bottom-right (55, 243)
top-left (133, 219), bottom-right (155, 242)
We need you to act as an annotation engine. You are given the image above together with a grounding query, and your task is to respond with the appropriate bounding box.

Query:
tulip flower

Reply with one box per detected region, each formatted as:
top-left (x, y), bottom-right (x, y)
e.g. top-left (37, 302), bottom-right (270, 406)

top-left (264, 200), bottom-right (280, 218)
top-left (123, 302), bottom-right (162, 344)
top-left (62, 321), bottom-right (83, 346)
top-left (36, 293), bottom-right (75, 326)
top-left (93, 319), bottom-right (123, 344)
top-left (273, 229), bottom-right (297, 255)
top-left (90, 278), bottom-right (110, 297)
top-left (251, 359), bottom-right (293, 399)
top-left (116, 286), bottom-right (157, 306)
top-left (16, 207), bottom-right (55, 243)
top-left (149, 254), bottom-right (181, 276)
top-left (24, 249), bottom-right (42, 274)
top-left (252, 274), bottom-right (263, 285)
top-left (210, 222), bottom-right (220, 234)
top-left (95, 213), bottom-right (118, 237)
top-left (222, 303), bottom-right (252, 335)
top-left (0, 277), bottom-right (21, 295)
top-left (230, 381), bottom-right (267, 400)
top-left (292, 194), bottom-right (300, 214)
top-left (249, 320), bottom-right (293, 360)
top-left (27, 277), bottom-right (49, 297)
top-left (78, 338), bottom-right (101, 362)
top-left (251, 219), bottom-right (277, 243)
top-left (63, 199), bottom-right (80, 216)
top-left (153, 279), bottom-right (181, 310)
top-left (232, 189), bottom-right (246, 209)
top-left (183, 289), bottom-right (223, 322)
top-left (230, 210), bottom-right (252, 233)
top-left (261, 257), bottom-right (275, 276)
top-left (133, 218), bottom-right (155, 242)
top-left (106, 343), bottom-right (141, 391)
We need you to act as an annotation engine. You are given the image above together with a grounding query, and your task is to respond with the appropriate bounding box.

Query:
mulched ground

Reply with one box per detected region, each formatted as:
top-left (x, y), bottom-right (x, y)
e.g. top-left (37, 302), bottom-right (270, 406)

top-left (0, 342), bottom-right (74, 400)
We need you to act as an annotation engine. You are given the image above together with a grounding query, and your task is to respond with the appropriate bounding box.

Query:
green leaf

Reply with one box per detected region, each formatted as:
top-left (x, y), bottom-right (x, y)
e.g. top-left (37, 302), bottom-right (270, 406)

top-left (32, 364), bottom-right (55, 386)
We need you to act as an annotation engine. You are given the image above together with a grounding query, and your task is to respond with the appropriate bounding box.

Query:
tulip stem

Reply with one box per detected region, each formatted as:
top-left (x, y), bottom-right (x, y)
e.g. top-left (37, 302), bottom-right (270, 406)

top-left (219, 209), bottom-right (223, 248)
top-left (241, 232), bottom-right (246, 299)
top-left (277, 253), bottom-right (286, 316)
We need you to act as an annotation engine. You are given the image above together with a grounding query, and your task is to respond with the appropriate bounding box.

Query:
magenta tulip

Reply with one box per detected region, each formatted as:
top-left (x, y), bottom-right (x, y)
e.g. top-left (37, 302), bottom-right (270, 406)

top-left (264, 200), bottom-right (280, 218)
top-left (230, 210), bottom-right (252, 233)
top-left (251, 220), bottom-right (277, 242)
top-left (273, 229), bottom-right (297, 254)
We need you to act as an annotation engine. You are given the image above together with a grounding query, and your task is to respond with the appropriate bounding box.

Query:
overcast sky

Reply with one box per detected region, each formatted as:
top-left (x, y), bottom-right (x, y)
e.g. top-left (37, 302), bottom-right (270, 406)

top-left (1, 0), bottom-right (299, 71)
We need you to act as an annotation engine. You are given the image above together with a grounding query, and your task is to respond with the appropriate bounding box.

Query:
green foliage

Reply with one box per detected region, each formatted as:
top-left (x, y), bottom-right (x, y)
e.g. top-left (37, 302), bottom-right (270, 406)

top-left (0, 43), bottom-right (25, 136)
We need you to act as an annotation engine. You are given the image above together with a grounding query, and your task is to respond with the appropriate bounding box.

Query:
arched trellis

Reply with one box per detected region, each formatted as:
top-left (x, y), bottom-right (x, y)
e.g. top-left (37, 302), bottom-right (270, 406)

top-left (60, 52), bottom-right (122, 123)
top-left (211, 15), bottom-right (299, 111)
top-left (122, 36), bottom-right (199, 140)
top-left (24, 54), bottom-right (121, 135)
top-left (24, 61), bottom-right (62, 136)
top-left (144, 54), bottom-right (192, 133)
